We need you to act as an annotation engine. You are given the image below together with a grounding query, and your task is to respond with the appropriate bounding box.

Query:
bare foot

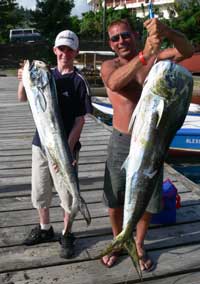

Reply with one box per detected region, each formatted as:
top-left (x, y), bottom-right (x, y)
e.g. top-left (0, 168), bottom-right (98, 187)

top-left (138, 251), bottom-right (154, 272)
top-left (101, 252), bottom-right (120, 268)
top-left (135, 242), bottom-right (154, 272)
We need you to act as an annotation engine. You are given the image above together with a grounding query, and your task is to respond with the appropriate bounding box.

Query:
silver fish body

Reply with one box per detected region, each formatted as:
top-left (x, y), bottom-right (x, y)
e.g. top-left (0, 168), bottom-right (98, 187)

top-left (100, 60), bottom-right (193, 277)
top-left (22, 60), bottom-right (91, 227)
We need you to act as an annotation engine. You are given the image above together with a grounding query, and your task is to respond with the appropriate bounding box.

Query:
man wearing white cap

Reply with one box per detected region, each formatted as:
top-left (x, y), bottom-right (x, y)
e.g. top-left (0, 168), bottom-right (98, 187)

top-left (17, 30), bottom-right (92, 259)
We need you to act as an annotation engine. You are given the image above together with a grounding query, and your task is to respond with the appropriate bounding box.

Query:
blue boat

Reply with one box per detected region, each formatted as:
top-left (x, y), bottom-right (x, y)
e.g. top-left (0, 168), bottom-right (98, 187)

top-left (92, 98), bottom-right (200, 156)
top-left (169, 110), bottom-right (200, 156)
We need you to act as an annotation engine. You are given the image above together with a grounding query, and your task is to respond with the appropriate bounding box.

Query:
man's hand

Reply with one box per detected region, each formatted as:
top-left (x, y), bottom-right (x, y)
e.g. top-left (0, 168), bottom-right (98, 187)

top-left (18, 68), bottom-right (23, 81)
top-left (143, 18), bottom-right (164, 57)
top-left (52, 157), bottom-right (77, 173)
top-left (18, 60), bottom-right (26, 81)
top-left (52, 163), bottom-right (59, 173)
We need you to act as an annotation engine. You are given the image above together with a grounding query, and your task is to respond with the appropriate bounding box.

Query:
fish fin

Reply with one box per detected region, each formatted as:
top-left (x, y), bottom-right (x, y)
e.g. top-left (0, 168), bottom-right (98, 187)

top-left (144, 169), bottom-right (158, 179)
top-left (121, 156), bottom-right (129, 171)
top-left (124, 238), bottom-right (142, 280)
top-left (128, 100), bottom-right (141, 132)
top-left (156, 99), bottom-right (164, 128)
top-left (79, 196), bottom-right (91, 226)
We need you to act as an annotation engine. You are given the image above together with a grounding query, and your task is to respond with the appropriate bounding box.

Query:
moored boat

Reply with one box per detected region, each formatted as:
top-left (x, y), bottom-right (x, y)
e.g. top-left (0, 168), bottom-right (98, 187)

top-left (168, 112), bottom-right (200, 156)
top-left (92, 98), bottom-right (200, 156)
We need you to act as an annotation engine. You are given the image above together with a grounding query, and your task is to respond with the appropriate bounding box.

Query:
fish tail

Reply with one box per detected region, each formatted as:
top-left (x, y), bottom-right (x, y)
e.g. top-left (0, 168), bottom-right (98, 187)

top-left (98, 224), bottom-right (142, 280)
top-left (79, 196), bottom-right (91, 226)
top-left (124, 238), bottom-right (142, 280)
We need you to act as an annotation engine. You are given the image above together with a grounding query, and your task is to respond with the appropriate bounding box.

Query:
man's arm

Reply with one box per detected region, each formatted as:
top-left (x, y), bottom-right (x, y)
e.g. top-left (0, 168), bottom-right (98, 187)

top-left (17, 68), bottom-right (27, 102)
top-left (144, 18), bottom-right (194, 62)
top-left (101, 54), bottom-right (157, 92)
top-left (18, 81), bottom-right (27, 102)
top-left (53, 116), bottom-right (85, 172)
top-left (68, 116), bottom-right (85, 154)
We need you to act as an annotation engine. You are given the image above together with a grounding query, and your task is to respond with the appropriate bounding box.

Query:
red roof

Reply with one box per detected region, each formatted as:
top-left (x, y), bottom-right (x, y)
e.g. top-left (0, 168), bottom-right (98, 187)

top-left (179, 53), bottom-right (200, 74)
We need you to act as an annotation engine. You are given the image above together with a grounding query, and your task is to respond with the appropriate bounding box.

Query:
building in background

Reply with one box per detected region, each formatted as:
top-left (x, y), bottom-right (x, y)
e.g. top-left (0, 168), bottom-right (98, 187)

top-left (86, 0), bottom-right (187, 19)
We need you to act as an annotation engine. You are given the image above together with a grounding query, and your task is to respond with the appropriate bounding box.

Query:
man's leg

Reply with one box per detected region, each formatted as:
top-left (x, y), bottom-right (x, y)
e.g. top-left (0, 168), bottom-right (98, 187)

top-left (101, 129), bottom-right (130, 267)
top-left (38, 207), bottom-right (50, 227)
top-left (50, 149), bottom-right (78, 259)
top-left (58, 210), bottom-right (75, 259)
top-left (135, 167), bottom-right (163, 271)
top-left (135, 211), bottom-right (153, 271)
top-left (23, 146), bottom-right (54, 245)
top-left (101, 207), bottom-right (123, 267)
top-left (109, 207), bottom-right (123, 237)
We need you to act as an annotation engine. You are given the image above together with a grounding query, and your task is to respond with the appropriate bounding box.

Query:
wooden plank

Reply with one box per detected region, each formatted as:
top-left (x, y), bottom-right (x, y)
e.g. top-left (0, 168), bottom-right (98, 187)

top-left (165, 163), bottom-right (200, 195)
top-left (0, 170), bottom-right (105, 180)
top-left (0, 175), bottom-right (104, 189)
top-left (0, 136), bottom-right (110, 149)
top-left (0, 202), bottom-right (200, 228)
top-left (0, 244), bottom-right (200, 283)
top-left (0, 218), bottom-right (112, 247)
top-left (0, 190), bottom-right (199, 212)
top-left (0, 156), bottom-right (107, 169)
top-left (144, 272), bottom-right (200, 284)
top-left (0, 149), bottom-right (108, 158)
top-left (0, 215), bottom-right (200, 249)
top-left (0, 190), bottom-right (103, 211)
top-left (1, 76), bottom-right (200, 284)
top-left (0, 178), bottom-right (104, 198)
top-left (0, 203), bottom-right (108, 227)
top-left (0, 162), bottom-right (105, 176)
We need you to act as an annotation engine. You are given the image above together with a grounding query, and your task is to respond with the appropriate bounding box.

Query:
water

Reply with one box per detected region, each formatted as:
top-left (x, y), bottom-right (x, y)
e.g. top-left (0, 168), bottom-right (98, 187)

top-left (94, 110), bottom-right (200, 185)
top-left (169, 163), bottom-right (200, 184)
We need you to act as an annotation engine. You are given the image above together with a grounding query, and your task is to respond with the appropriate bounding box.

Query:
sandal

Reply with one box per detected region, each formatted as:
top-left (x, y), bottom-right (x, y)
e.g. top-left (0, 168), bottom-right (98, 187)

top-left (138, 251), bottom-right (155, 272)
top-left (101, 251), bottom-right (121, 268)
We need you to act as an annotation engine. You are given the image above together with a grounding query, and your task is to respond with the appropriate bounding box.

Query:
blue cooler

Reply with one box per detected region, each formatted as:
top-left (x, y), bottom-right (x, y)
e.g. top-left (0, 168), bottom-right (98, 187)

top-left (151, 179), bottom-right (179, 224)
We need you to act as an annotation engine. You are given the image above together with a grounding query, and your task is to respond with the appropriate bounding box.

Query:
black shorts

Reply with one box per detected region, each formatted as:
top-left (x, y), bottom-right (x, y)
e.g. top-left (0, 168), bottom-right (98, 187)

top-left (103, 128), bottom-right (163, 213)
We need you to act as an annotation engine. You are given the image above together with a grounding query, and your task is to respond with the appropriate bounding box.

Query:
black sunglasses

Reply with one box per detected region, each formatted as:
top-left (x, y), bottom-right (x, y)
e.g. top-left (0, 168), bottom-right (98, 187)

top-left (110, 31), bottom-right (131, 42)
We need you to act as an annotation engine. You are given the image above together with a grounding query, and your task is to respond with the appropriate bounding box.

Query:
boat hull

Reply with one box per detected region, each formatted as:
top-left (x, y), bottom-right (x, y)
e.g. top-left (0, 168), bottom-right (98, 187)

top-left (168, 114), bottom-right (200, 156)
top-left (92, 99), bottom-right (200, 157)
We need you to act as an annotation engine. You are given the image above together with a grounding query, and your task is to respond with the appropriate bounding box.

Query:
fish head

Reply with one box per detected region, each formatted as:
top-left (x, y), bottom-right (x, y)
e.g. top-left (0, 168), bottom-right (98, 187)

top-left (29, 60), bottom-right (49, 90)
top-left (149, 60), bottom-right (193, 103)
top-left (23, 60), bottom-right (50, 89)
top-left (22, 60), bottom-right (53, 113)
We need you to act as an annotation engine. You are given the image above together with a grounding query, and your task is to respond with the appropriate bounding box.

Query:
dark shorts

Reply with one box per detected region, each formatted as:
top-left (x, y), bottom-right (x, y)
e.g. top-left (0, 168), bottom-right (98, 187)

top-left (103, 128), bottom-right (163, 213)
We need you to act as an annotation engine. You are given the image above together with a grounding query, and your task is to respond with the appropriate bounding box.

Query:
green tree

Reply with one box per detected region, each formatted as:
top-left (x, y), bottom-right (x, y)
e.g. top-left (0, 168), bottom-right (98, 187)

top-left (80, 6), bottom-right (142, 41)
top-left (0, 0), bottom-right (23, 43)
top-left (171, 0), bottom-right (200, 46)
top-left (70, 15), bottom-right (81, 34)
top-left (31, 0), bottom-right (75, 45)
top-left (80, 10), bottom-right (101, 39)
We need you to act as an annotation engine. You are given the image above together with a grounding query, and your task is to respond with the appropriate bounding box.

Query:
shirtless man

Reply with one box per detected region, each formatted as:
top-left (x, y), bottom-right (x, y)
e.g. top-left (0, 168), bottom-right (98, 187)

top-left (101, 18), bottom-right (193, 270)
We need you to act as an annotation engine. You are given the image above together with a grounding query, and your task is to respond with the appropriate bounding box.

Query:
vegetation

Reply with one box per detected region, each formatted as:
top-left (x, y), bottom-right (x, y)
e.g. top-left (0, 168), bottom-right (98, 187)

top-left (0, 0), bottom-right (23, 43)
top-left (0, 0), bottom-right (199, 50)
top-left (171, 0), bottom-right (200, 46)
top-left (30, 0), bottom-right (75, 44)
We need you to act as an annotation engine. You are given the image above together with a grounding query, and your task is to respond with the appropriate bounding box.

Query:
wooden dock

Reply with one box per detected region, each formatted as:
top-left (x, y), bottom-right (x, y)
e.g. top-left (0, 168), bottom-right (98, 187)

top-left (0, 76), bottom-right (200, 284)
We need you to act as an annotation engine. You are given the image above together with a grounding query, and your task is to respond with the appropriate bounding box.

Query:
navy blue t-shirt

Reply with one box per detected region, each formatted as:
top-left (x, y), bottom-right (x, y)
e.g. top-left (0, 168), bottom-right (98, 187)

top-left (32, 67), bottom-right (93, 147)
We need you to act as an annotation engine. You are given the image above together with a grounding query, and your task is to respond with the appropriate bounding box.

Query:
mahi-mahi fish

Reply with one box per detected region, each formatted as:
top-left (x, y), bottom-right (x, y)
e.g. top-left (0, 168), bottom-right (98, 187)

top-left (100, 60), bottom-right (193, 278)
top-left (22, 60), bottom-right (91, 227)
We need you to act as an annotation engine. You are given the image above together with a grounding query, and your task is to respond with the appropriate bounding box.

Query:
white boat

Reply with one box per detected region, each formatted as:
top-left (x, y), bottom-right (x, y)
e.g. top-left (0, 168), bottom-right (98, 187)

top-left (92, 98), bottom-right (200, 156)
top-left (92, 97), bottom-right (113, 115)
top-left (169, 106), bottom-right (200, 156)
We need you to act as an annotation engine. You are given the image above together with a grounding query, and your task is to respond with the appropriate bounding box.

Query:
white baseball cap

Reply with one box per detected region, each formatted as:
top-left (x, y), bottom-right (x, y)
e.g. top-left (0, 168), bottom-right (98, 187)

top-left (54, 30), bottom-right (79, 50)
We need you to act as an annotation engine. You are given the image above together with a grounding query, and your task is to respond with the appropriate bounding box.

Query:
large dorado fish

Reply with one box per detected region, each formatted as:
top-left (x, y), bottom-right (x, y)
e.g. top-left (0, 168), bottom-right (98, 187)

top-left (22, 60), bottom-right (91, 228)
top-left (100, 60), bottom-right (193, 278)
